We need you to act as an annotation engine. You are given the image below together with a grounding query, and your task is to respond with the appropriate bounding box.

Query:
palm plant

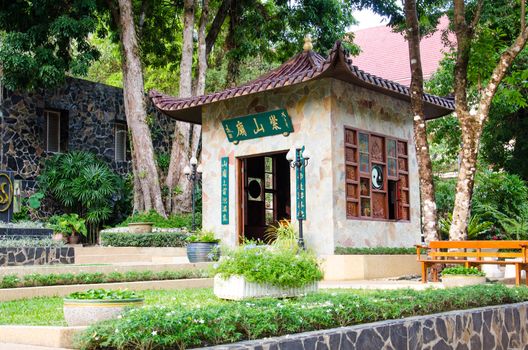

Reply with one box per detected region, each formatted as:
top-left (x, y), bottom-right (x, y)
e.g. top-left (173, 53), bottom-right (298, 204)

top-left (476, 204), bottom-right (528, 240)
top-left (438, 213), bottom-right (494, 240)
top-left (264, 220), bottom-right (298, 250)
top-left (38, 151), bottom-right (124, 225)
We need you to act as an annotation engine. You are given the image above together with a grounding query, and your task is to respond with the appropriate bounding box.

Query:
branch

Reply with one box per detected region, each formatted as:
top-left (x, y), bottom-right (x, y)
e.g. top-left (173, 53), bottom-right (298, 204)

top-left (205, 0), bottom-right (232, 57)
top-left (469, 0), bottom-right (484, 31)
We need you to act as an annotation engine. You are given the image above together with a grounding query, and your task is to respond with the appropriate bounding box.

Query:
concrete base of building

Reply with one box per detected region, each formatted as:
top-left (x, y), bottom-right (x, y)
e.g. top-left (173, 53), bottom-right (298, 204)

top-left (0, 278), bottom-right (214, 302)
top-left (0, 326), bottom-right (85, 349)
top-left (320, 254), bottom-right (421, 281)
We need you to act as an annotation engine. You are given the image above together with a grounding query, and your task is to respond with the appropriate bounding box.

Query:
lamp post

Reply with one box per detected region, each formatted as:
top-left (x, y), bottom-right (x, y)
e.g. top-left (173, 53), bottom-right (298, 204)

top-left (183, 156), bottom-right (203, 232)
top-left (286, 144), bottom-right (311, 249)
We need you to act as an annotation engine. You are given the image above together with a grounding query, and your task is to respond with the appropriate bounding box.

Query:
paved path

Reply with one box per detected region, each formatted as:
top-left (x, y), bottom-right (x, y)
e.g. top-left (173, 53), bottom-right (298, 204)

top-left (0, 344), bottom-right (71, 350)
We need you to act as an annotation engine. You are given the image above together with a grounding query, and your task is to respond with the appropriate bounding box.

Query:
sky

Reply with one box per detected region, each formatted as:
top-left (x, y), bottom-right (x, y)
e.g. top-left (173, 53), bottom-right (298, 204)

top-left (349, 9), bottom-right (388, 31)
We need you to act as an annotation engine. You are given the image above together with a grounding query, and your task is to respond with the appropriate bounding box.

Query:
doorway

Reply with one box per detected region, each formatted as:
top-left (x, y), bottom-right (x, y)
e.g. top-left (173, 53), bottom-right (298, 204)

top-left (238, 152), bottom-right (291, 242)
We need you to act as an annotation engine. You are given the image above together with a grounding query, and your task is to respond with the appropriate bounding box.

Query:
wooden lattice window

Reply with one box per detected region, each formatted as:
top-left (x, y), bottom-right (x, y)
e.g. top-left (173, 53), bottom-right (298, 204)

top-left (344, 126), bottom-right (410, 221)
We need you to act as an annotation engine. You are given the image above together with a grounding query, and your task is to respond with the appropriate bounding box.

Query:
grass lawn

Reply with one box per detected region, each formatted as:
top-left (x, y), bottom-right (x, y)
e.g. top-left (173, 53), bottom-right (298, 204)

top-left (0, 288), bottom-right (224, 326)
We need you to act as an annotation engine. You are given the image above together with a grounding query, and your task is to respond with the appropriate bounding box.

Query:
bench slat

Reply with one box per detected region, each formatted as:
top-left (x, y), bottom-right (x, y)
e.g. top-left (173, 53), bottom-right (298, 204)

top-left (428, 240), bottom-right (528, 249)
top-left (428, 251), bottom-right (524, 259)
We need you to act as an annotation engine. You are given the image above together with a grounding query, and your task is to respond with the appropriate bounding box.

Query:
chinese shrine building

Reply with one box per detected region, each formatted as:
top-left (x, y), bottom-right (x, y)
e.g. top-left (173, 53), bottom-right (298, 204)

top-left (151, 40), bottom-right (454, 255)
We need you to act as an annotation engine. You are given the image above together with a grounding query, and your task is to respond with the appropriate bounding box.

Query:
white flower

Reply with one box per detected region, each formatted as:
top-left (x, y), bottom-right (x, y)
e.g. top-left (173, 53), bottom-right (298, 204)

top-left (115, 329), bottom-right (119, 334)
top-left (117, 315), bottom-right (122, 319)
top-left (152, 331), bottom-right (158, 336)
top-left (199, 319), bottom-right (205, 324)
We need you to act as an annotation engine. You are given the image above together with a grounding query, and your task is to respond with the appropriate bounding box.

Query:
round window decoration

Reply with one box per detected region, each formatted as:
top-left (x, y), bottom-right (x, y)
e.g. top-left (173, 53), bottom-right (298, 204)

top-left (371, 165), bottom-right (383, 190)
top-left (247, 178), bottom-right (263, 201)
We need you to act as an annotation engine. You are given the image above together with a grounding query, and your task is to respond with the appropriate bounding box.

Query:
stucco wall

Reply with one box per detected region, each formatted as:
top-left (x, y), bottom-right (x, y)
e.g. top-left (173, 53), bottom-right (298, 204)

top-left (201, 78), bottom-right (421, 254)
top-left (330, 79), bottom-right (421, 248)
top-left (202, 80), bottom-right (335, 254)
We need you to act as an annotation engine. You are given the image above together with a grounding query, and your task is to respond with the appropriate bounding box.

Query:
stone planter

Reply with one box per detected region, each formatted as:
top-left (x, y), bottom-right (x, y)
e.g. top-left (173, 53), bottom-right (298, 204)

top-left (441, 275), bottom-right (486, 288)
top-left (187, 242), bottom-right (219, 263)
top-left (481, 257), bottom-right (505, 278)
top-left (63, 297), bottom-right (144, 326)
top-left (214, 275), bottom-right (318, 300)
top-left (127, 222), bottom-right (153, 234)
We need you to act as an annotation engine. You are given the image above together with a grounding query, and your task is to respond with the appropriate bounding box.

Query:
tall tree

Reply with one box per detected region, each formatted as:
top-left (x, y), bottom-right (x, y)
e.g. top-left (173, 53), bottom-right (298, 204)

top-left (449, 0), bottom-right (528, 240)
top-left (109, 0), bottom-right (166, 215)
top-left (403, 0), bottom-right (439, 242)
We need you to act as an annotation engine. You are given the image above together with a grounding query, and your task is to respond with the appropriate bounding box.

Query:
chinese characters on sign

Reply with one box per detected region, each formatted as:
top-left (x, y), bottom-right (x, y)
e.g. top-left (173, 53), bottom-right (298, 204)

top-left (296, 148), bottom-right (306, 220)
top-left (221, 157), bottom-right (229, 225)
top-left (222, 109), bottom-right (294, 144)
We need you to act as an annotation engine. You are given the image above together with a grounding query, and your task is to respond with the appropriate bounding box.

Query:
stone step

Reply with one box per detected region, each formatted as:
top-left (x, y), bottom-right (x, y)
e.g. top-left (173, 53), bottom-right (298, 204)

top-left (0, 261), bottom-right (209, 277)
top-left (74, 246), bottom-right (186, 257)
top-left (74, 254), bottom-right (153, 264)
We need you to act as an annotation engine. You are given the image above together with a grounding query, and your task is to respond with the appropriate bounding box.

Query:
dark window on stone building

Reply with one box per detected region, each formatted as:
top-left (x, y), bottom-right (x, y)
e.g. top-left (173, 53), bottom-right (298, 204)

top-left (115, 123), bottom-right (127, 162)
top-left (43, 109), bottom-right (69, 153)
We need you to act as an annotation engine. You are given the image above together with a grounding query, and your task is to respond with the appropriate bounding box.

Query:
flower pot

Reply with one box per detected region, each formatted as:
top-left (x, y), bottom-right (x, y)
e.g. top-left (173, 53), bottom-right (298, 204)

top-left (127, 222), bottom-right (153, 234)
top-left (186, 242), bottom-right (219, 263)
top-left (214, 275), bottom-right (318, 300)
top-left (63, 297), bottom-right (144, 326)
top-left (68, 234), bottom-right (80, 245)
top-left (441, 275), bottom-right (487, 288)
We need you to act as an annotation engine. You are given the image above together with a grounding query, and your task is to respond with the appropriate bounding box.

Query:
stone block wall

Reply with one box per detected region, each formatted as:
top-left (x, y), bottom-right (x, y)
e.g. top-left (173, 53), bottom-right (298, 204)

top-left (0, 247), bottom-right (75, 266)
top-left (209, 302), bottom-right (528, 350)
top-left (0, 77), bottom-right (175, 189)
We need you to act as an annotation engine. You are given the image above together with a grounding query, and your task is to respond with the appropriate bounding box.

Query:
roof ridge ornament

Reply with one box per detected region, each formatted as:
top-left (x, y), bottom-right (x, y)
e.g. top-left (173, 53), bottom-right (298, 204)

top-left (303, 34), bottom-right (313, 52)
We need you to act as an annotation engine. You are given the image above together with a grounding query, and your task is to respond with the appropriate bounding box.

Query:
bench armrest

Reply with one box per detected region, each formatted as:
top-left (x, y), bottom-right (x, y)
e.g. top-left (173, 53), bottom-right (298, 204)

top-left (415, 244), bottom-right (427, 259)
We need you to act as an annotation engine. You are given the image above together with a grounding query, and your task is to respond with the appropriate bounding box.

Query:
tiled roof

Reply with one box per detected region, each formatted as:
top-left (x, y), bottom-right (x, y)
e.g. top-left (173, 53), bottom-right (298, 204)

top-left (149, 41), bottom-right (454, 124)
top-left (353, 16), bottom-right (451, 86)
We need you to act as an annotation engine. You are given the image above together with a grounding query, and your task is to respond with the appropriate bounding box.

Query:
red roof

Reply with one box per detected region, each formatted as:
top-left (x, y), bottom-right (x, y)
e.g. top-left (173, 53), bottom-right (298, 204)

top-left (150, 41), bottom-right (454, 124)
top-left (353, 17), bottom-right (450, 86)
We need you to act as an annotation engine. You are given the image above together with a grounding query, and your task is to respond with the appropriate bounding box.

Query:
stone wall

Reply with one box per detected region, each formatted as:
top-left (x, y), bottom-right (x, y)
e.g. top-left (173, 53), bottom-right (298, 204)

top-left (0, 247), bottom-right (74, 266)
top-left (0, 77), bottom-right (175, 190)
top-left (330, 79), bottom-right (421, 248)
top-left (207, 302), bottom-right (528, 350)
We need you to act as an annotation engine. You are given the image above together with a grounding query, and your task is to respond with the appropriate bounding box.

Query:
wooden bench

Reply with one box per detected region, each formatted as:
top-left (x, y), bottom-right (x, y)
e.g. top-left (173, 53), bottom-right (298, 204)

top-left (416, 240), bottom-right (528, 286)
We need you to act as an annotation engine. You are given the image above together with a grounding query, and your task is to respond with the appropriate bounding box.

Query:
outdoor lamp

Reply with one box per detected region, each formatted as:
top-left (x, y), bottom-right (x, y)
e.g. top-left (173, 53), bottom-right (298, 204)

top-left (184, 157), bottom-right (202, 232)
top-left (287, 143), bottom-right (310, 250)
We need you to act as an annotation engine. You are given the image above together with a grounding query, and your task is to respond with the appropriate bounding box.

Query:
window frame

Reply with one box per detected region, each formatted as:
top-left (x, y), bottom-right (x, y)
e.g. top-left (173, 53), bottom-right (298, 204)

top-left (44, 109), bottom-right (62, 153)
top-left (344, 125), bottom-right (410, 222)
top-left (114, 123), bottom-right (128, 162)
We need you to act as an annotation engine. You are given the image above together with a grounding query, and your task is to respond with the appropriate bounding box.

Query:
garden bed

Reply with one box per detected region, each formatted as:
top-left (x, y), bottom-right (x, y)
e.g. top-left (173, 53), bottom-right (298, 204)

top-left (100, 230), bottom-right (188, 247)
top-left (0, 269), bottom-right (209, 289)
top-left (75, 284), bottom-right (528, 349)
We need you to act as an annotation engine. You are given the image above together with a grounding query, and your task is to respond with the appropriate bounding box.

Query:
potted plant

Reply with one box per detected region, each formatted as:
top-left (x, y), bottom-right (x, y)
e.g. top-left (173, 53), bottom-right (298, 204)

top-left (213, 244), bottom-right (323, 300)
top-left (441, 266), bottom-right (487, 288)
top-left (63, 289), bottom-right (144, 326)
top-left (57, 214), bottom-right (87, 244)
top-left (186, 230), bottom-right (220, 263)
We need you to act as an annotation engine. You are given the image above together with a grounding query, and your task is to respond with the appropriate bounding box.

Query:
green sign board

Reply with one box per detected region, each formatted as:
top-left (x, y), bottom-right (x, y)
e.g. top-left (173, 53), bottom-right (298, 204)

top-left (222, 109), bottom-right (294, 144)
top-left (295, 149), bottom-right (306, 220)
top-left (221, 157), bottom-right (229, 225)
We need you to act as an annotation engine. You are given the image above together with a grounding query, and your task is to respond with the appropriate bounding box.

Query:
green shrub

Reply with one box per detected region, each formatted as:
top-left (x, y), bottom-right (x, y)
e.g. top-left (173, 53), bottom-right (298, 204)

top-left (77, 285), bottom-right (528, 350)
top-left (119, 210), bottom-right (201, 229)
top-left (442, 266), bottom-right (486, 277)
top-left (67, 289), bottom-right (140, 300)
top-left (100, 231), bottom-right (188, 247)
top-left (334, 247), bottom-right (417, 255)
top-left (38, 151), bottom-right (126, 225)
top-left (186, 230), bottom-right (219, 243)
top-left (214, 246), bottom-right (323, 288)
top-left (0, 269), bottom-right (208, 289)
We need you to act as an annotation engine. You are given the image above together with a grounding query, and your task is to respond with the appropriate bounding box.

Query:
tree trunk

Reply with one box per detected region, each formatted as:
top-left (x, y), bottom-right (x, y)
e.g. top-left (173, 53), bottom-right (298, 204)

top-left (449, 0), bottom-right (528, 240)
top-left (403, 0), bottom-right (439, 243)
top-left (113, 0), bottom-right (166, 216)
top-left (225, 0), bottom-right (240, 87)
top-left (165, 0), bottom-right (196, 214)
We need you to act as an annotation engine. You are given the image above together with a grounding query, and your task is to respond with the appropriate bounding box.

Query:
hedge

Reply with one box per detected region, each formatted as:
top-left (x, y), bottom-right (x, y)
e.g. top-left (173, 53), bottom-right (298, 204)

top-left (0, 269), bottom-right (209, 289)
top-left (77, 284), bottom-right (528, 350)
top-left (100, 231), bottom-right (188, 247)
top-left (334, 246), bottom-right (417, 255)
